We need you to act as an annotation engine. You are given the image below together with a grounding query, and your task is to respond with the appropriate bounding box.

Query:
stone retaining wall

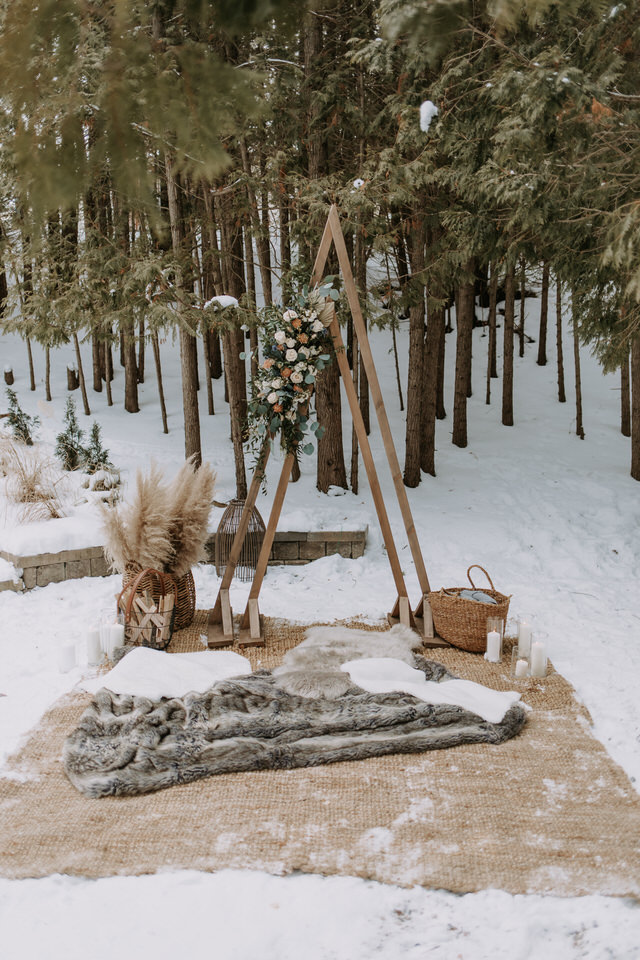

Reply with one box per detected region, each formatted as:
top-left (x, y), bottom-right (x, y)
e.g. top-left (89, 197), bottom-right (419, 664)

top-left (0, 528), bottom-right (367, 591)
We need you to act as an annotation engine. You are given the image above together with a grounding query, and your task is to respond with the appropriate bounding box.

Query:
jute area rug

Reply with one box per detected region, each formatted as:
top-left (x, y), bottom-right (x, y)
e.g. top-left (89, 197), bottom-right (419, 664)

top-left (1, 612), bottom-right (639, 898)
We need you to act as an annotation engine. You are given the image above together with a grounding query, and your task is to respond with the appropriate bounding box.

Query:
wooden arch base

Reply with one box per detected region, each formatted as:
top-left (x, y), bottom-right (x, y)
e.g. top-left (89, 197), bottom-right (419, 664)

top-left (207, 205), bottom-right (443, 649)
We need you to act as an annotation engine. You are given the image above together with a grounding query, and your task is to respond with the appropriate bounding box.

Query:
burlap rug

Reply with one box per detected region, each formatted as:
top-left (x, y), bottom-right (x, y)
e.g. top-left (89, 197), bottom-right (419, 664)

top-left (1, 612), bottom-right (639, 898)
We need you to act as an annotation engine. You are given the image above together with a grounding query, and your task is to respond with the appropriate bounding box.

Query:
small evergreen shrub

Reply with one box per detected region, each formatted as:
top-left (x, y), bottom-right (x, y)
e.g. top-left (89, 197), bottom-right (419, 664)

top-left (82, 422), bottom-right (113, 475)
top-left (5, 388), bottom-right (40, 446)
top-left (55, 397), bottom-right (85, 470)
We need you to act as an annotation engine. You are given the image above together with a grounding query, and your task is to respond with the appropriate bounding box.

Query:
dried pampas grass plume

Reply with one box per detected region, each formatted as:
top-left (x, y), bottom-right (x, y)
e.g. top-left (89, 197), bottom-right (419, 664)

top-left (101, 458), bottom-right (216, 577)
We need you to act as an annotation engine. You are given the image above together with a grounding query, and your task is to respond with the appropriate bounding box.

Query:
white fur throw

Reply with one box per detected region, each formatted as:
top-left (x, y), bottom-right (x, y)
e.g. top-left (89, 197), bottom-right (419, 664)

top-left (273, 623), bottom-right (422, 699)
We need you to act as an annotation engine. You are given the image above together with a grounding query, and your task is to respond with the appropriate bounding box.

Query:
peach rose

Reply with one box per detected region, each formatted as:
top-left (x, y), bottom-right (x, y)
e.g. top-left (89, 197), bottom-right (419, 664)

top-left (281, 367), bottom-right (293, 378)
top-left (297, 332), bottom-right (309, 343)
top-left (262, 358), bottom-right (274, 369)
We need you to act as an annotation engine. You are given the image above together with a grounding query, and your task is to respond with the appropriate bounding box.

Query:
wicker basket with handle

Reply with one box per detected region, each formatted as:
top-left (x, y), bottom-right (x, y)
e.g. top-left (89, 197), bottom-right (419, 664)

top-left (428, 565), bottom-right (511, 652)
top-left (117, 567), bottom-right (178, 650)
top-left (122, 564), bottom-right (196, 632)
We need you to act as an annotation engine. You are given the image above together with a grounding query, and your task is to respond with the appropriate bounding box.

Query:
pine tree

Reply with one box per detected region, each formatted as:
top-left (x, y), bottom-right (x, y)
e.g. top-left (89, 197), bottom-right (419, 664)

top-left (55, 397), bottom-right (85, 470)
top-left (82, 422), bottom-right (113, 475)
top-left (5, 388), bottom-right (40, 445)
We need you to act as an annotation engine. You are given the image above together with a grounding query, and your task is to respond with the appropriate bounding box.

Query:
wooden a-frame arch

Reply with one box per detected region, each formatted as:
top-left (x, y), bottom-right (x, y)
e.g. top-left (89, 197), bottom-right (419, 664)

top-left (207, 205), bottom-right (440, 648)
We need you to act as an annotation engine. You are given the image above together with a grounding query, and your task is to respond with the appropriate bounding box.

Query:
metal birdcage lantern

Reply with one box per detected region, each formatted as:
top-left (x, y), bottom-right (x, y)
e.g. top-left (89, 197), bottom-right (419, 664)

top-left (214, 499), bottom-right (266, 582)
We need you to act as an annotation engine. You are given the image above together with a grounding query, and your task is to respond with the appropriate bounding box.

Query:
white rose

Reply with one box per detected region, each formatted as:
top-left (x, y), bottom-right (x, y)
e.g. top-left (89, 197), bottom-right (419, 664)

top-left (283, 310), bottom-right (298, 321)
top-left (298, 346), bottom-right (310, 358)
top-left (285, 337), bottom-right (296, 348)
top-left (285, 349), bottom-right (298, 361)
top-left (274, 330), bottom-right (286, 344)
top-left (267, 392), bottom-right (278, 404)
top-left (270, 378), bottom-right (283, 389)
top-left (312, 318), bottom-right (324, 333)
top-left (290, 371), bottom-right (304, 383)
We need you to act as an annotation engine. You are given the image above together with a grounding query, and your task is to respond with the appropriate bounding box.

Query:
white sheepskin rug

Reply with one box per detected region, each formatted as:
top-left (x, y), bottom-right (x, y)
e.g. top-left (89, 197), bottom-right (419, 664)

top-left (272, 623), bottom-right (422, 699)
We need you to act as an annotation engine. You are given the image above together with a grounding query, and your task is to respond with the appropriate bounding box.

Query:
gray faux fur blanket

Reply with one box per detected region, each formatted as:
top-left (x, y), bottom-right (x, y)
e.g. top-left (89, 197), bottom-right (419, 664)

top-left (64, 625), bottom-right (527, 799)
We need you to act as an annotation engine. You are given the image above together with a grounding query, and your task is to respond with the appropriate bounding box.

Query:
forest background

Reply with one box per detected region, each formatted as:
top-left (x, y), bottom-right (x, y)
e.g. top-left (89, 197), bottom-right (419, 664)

top-left (0, 0), bottom-right (638, 491)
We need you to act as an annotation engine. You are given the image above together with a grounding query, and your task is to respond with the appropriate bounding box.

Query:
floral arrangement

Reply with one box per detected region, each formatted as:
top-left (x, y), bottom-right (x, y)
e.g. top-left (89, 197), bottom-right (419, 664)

top-left (246, 280), bottom-right (338, 455)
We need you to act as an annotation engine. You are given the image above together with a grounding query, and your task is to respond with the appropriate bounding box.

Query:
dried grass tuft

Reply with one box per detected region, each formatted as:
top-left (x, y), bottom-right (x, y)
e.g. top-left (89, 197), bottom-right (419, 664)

top-left (4, 443), bottom-right (66, 521)
top-left (101, 458), bottom-right (216, 577)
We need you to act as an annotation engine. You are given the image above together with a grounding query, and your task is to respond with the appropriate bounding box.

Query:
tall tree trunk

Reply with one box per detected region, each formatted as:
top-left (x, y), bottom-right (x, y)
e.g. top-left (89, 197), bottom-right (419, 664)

top-left (239, 139), bottom-right (272, 306)
top-left (26, 339), bottom-right (35, 391)
top-left (556, 279), bottom-right (566, 403)
top-left (631, 332), bottom-right (640, 480)
top-left (436, 319), bottom-right (447, 420)
top-left (151, 331), bottom-right (169, 434)
top-left (350, 339), bottom-right (359, 495)
top-left (485, 264), bottom-right (498, 404)
top-left (73, 332), bottom-right (91, 416)
top-left (104, 341), bottom-right (113, 407)
top-left (316, 344), bottom-right (347, 493)
top-left (123, 324), bottom-right (139, 412)
top-left (114, 200), bottom-right (139, 413)
top-left (278, 170), bottom-right (292, 305)
top-left (201, 185), bottom-right (224, 381)
top-left (165, 152), bottom-right (201, 464)
top-left (571, 293), bottom-right (584, 439)
top-left (244, 223), bottom-right (256, 308)
top-left (92, 337), bottom-right (103, 392)
top-left (502, 265), bottom-right (515, 426)
top-left (392, 322), bottom-right (404, 411)
top-left (202, 330), bottom-right (215, 416)
top-left (518, 258), bottom-right (526, 358)
top-left (421, 303), bottom-right (444, 476)
top-left (537, 260), bottom-right (549, 366)
top-left (304, 12), bottom-right (345, 492)
top-left (403, 217), bottom-right (426, 485)
top-left (0, 265), bottom-right (7, 317)
top-left (45, 347), bottom-right (51, 402)
top-left (621, 347), bottom-right (631, 437)
top-left (452, 261), bottom-right (475, 447)
top-left (137, 318), bottom-right (145, 384)
top-left (222, 331), bottom-right (247, 498)
top-left (215, 188), bottom-right (248, 494)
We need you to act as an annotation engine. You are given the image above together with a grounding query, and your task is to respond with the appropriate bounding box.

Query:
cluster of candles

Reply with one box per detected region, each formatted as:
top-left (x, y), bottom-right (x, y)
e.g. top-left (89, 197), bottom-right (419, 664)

top-left (58, 610), bottom-right (125, 672)
top-left (484, 619), bottom-right (548, 679)
top-left (94, 612), bottom-right (125, 663)
top-left (513, 622), bottom-right (548, 679)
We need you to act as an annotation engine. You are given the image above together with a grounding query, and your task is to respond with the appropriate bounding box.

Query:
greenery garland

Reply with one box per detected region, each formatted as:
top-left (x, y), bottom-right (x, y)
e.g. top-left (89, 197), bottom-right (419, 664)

top-left (246, 280), bottom-right (339, 456)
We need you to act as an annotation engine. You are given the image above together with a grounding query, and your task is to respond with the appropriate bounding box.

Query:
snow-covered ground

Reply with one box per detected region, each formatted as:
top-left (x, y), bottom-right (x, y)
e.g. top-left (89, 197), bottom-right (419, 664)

top-left (1, 295), bottom-right (639, 958)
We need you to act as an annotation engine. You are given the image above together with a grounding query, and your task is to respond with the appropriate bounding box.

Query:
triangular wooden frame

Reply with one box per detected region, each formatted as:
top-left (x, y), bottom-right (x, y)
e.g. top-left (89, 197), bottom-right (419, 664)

top-left (207, 205), bottom-right (441, 648)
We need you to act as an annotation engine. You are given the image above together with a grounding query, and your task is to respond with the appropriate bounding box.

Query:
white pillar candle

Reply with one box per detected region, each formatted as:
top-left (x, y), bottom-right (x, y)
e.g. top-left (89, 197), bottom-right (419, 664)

top-left (99, 623), bottom-right (112, 654)
top-left (57, 643), bottom-right (76, 673)
top-left (485, 630), bottom-right (501, 662)
top-left (530, 641), bottom-right (547, 678)
top-left (515, 658), bottom-right (529, 679)
top-left (86, 628), bottom-right (102, 666)
top-left (110, 623), bottom-right (125, 650)
top-left (518, 622), bottom-right (532, 657)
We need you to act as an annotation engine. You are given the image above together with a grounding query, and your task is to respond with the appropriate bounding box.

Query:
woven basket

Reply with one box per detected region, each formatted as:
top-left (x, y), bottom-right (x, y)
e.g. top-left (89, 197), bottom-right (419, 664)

top-left (122, 565), bottom-right (196, 631)
top-left (428, 565), bottom-right (510, 653)
top-left (117, 568), bottom-right (177, 650)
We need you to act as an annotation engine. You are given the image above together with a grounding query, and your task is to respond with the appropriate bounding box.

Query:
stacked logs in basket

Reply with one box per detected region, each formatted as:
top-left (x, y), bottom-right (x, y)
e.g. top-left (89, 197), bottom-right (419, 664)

top-left (118, 566), bottom-right (196, 650)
